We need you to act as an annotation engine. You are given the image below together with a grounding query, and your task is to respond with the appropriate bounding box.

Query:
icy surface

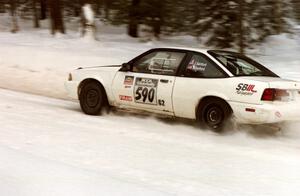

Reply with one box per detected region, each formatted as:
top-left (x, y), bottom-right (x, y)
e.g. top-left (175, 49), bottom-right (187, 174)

top-left (0, 89), bottom-right (300, 196)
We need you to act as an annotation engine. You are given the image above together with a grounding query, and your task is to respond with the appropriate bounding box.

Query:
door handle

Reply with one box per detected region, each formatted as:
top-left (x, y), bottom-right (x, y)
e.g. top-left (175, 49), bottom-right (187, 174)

top-left (160, 79), bottom-right (169, 83)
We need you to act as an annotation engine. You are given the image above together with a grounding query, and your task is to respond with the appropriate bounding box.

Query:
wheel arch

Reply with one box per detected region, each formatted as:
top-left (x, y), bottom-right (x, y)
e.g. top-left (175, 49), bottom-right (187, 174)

top-left (195, 96), bottom-right (233, 120)
top-left (78, 78), bottom-right (108, 105)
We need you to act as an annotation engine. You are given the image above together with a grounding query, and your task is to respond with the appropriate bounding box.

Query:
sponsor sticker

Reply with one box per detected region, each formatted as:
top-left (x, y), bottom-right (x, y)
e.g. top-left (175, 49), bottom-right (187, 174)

top-left (135, 77), bottom-right (158, 88)
top-left (124, 76), bottom-right (134, 85)
top-left (187, 59), bottom-right (207, 72)
top-left (119, 95), bottom-right (133, 102)
top-left (236, 83), bottom-right (257, 95)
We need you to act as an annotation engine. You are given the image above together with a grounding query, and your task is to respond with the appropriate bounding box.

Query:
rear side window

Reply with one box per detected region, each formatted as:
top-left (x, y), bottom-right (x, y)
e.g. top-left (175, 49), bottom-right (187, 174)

top-left (208, 50), bottom-right (279, 77)
top-left (184, 54), bottom-right (226, 78)
top-left (132, 51), bottom-right (186, 76)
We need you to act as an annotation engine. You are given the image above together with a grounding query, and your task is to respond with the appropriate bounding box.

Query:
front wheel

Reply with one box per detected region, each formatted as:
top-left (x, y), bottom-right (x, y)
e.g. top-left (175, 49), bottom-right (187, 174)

top-left (197, 98), bottom-right (232, 131)
top-left (79, 81), bottom-right (107, 115)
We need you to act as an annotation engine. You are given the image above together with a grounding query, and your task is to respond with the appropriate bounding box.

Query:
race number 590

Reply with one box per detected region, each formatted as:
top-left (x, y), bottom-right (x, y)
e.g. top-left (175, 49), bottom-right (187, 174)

top-left (134, 77), bottom-right (158, 105)
top-left (135, 87), bottom-right (155, 103)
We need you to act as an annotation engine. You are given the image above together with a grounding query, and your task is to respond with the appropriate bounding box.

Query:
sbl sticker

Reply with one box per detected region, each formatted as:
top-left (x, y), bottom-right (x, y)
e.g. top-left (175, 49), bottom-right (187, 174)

top-left (124, 76), bottom-right (134, 85)
top-left (236, 83), bottom-right (257, 95)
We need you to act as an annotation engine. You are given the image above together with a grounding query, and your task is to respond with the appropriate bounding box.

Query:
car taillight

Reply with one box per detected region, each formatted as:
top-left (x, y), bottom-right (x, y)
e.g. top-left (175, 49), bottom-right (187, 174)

top-left (275, 89), bottom-right (289, 98)
top-left (261, 88), bottom-right (289, 101)
top-left (261, 88), bottom-right (275, 101)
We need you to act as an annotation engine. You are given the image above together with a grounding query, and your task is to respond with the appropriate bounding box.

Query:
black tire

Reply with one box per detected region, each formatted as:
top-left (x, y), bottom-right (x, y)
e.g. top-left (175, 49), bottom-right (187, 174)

top-left (197, 98), bottom-right (232, 131)
top-left (79, 81), bottom-right (107, 115)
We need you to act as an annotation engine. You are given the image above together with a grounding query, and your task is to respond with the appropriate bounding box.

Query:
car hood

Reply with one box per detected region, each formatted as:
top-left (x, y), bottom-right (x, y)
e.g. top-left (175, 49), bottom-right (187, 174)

top-left (77, 65), bottom-right (121, 71)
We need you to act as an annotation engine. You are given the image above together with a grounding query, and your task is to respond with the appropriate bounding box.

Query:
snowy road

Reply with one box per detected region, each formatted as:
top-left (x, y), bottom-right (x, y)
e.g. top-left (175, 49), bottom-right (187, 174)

top-left (1, 89), bottom-right (300, 196)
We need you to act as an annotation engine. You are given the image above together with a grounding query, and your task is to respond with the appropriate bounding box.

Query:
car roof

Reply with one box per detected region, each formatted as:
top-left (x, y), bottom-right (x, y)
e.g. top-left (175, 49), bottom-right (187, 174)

top-left (152, 47), bottom-right (208, 53)
top-left (152, 47), bottom-right (239, 55)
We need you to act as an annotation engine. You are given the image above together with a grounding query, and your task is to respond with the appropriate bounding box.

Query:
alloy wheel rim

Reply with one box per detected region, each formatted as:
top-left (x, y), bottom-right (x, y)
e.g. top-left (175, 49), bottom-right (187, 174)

top-left (86, 89), bottom-right (99, 108)
top-left (206, 107), bottom-right (223, 126)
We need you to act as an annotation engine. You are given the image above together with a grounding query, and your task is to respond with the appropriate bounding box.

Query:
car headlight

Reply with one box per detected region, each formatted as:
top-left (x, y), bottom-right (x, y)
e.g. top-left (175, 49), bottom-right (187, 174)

top-left (68, 73), bottom-right (72, 81)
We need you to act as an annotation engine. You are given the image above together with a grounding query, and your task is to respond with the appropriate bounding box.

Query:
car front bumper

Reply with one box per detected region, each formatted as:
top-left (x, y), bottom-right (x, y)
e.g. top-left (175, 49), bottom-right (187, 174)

top-left (229, 101), bottom-right (300, 124)
top-left (64, 81), bottom-right (79, 99)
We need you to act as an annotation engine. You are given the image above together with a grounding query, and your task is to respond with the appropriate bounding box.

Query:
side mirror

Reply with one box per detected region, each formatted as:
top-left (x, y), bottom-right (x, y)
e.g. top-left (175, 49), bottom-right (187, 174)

top-left (120, 63), bottom-right (131, 72)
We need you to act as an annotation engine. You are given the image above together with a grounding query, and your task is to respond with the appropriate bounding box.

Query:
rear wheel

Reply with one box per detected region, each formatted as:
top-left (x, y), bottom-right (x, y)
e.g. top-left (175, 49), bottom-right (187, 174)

top-left (197, 98), bottom-right (232, 131)
top-left (79, 81), bottom-right (107, 115)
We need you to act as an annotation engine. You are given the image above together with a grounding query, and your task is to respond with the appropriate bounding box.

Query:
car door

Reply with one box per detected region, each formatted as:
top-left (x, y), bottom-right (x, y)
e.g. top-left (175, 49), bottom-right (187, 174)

top-left (112, 49), bottom-right (187, 114)
top-left (173, 52), bottom-right (229, 119)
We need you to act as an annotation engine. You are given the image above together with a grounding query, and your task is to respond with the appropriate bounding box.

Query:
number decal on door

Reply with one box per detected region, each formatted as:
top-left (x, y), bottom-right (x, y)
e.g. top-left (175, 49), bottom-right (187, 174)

top-left (135, 87), bottom-right (155, 103)
top-left (134, 78), bottom-right (158, 105)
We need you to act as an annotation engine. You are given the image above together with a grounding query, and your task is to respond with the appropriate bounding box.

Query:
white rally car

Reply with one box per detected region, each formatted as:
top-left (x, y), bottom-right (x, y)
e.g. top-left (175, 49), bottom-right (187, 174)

top-left (65, 48), bottom-right (300, 130)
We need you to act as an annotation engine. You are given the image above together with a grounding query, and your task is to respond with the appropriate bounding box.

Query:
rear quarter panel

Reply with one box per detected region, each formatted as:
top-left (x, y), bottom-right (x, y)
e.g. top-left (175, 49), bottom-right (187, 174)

top-left (172, 77), bottom-right (269, 119)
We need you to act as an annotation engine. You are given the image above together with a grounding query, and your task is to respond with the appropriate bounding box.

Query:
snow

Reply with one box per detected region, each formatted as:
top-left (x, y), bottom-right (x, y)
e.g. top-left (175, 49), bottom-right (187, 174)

top-left (1, 89), bottom-right (300, 196)
top-left (82, 4), bottom-right (95, 24)
top-left (0, 146), bottom-right (167, 196)
top-left (0, 16), bottom-right (300, 195)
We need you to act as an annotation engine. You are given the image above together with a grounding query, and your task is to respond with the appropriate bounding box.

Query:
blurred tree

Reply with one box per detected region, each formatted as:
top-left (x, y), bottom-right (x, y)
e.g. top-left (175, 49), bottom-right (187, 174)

top-left (193, 0), bottom-right (240, 48)
top-left (0, 0), bottom-right (5, 13)
top-left (128, 0), bottom-right (140, 37)
top-left (111, 0), bottom-right (148, 38)
top-left (40, 0), bottom-right (47, 20)
top-left (49, 0), bottom-right (65, 34)
top-left (109, 1), bottom-right (129, 25)
top-left (139, 0), bottom-right (163, 39)
top-left (103, 0), bottom-right (113, 20)
top-left (92, 0), bottom-right (102, 16)
top-left (10, 0), bottom-right (19, 33)
top-left (163, 0), bottom-right (194, 34)
top-left (274, 0), bottom-right (283, 33)
top-left (1, 0), bottom-right (296, 47)
top-left (248, 0), bottom-right (291, 42)
top-left (61, 0), bottom-right (80, 17)
top-left (238, 0), bottom-right (245, 54)
top-left (33, 0), bottom-right (40, 27)
top-left (192, 0), bottom-right (291, 52)
top-left (87, 0), bottom-right (114, 21)
top-left (292, 0), bottom-right (300, 22)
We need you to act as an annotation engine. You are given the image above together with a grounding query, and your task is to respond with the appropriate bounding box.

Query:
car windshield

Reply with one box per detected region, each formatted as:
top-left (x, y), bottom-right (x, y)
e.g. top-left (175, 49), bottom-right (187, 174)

top-left (208, 50), bottom-right (279, 77)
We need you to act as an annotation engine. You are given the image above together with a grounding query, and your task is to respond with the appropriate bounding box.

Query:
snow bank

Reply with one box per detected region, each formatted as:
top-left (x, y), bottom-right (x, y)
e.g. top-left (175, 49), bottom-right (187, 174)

top-left (0, 29), bottom-right (299, 99)
top-left (0, 30), bottom-right (150, 98)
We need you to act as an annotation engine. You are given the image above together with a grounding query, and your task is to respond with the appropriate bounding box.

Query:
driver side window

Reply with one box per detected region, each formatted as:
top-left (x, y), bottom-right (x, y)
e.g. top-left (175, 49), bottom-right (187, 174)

top-left (132, 51), bottom-right (186, 76)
